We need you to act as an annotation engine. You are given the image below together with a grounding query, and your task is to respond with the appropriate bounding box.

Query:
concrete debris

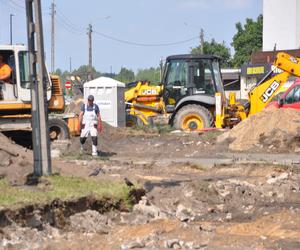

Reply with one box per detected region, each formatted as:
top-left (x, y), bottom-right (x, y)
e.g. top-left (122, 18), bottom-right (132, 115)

top-left (27, 212), bottom-right (43, 229)
top-left (165, 239), bottom-right (181, 249)
top-left (121, 239), bottom-right (145, 249)
top-left (50, 149), bottom-right (61, 158)
top-left (175, 204), bottom-right (195, 222)
top-left (133, 196), bottom-right (165, 220)
top-left (267, 172), bottom-right (289, 184)
top-left (69, 210), bottom-right (109, 234)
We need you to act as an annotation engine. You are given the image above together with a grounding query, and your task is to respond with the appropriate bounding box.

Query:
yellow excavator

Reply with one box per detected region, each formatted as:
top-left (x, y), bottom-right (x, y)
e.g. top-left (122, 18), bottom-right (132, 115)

top-left (0, 44), bottom-right (79, 140)
top-left (125, 52), bottom-right (300, 130)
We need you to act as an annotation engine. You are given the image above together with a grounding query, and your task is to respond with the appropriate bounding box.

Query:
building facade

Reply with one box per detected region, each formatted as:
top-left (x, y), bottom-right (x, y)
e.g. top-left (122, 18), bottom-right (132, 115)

top-left (263, 0), bottom-right (300, 51)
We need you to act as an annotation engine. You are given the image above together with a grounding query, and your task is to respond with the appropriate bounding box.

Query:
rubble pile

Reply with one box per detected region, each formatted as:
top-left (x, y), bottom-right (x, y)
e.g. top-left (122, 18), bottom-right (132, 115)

top-left (218, 108), bottom-right (300, 151)
top-left (64, 97), bottom-right (83, 115)
top-left (0, 133), bottom-right (32, 184)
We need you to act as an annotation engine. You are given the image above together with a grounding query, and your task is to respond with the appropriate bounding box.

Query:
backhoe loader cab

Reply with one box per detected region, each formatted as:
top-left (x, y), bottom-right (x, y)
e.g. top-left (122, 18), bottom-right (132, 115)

top-left (162, 54), bottom-right (225, 130)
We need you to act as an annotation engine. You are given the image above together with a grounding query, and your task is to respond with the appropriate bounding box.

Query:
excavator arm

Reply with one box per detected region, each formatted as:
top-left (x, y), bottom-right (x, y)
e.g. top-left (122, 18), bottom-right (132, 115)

top-left (248, 71), bottom-right (290, 115)
top-left (248, 52), bottom-right (300, 115)
top-left (221, 52), bottom-right (300, 128)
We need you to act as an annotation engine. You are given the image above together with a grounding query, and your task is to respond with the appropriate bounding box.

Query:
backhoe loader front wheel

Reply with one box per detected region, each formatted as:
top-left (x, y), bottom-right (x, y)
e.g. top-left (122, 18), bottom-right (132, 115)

top-left (49, 118), bottom-right (70, 141)
top-left (173, 104), bottom-right (214, 131)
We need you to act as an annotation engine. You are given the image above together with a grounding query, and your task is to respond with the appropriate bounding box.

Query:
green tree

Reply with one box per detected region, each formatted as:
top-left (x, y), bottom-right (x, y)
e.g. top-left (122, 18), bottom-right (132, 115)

top-left (135, 67), bottom-right (160, 83)
top-left (115, 67), bottom-right (135, 83)
top-left (72, 65), bottom-right (101, 82)
top-left (191, 39), bottom-right (232, 67)
top-left (231, 14), bottom-right (263, 67)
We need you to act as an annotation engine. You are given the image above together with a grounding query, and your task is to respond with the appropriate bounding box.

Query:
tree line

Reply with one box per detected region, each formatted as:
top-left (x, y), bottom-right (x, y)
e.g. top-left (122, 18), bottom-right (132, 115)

top-left (55, 15), bottom-right (263, 85)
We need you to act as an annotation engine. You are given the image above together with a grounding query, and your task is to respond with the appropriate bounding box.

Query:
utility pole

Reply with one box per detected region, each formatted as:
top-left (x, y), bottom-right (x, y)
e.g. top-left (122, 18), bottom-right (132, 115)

top-left (87, 24), bottom-right (93, 81)
top-left (51, 0), bottom-right (55, 73)
top-left (159, 57), bottom-right (164, 82)
top-left (26, 0), bottom-right (52, 176)
top-left (69, 57), bottom-right (72, 72)
top-left (10, 14), bottom-right (15, 45)
top-left (200, 28), bottom-right (204, 54)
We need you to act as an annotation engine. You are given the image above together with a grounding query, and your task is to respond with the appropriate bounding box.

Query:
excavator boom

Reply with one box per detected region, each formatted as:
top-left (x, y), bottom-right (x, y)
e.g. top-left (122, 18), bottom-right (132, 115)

top-left (248, 52), bottom-right (300, 115)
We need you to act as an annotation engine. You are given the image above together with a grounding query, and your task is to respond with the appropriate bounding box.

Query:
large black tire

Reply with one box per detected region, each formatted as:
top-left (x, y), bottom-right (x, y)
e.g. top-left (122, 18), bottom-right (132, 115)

top-left (173, 104), bottom-right (214, 131)
top-left (49, 118), bottom-right (70, 141)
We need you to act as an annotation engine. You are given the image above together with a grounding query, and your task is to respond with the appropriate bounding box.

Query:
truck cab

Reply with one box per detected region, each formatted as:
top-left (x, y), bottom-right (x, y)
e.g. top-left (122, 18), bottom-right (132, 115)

top-left (0, 45), bottom-right (72, 141)
top-left (0, 44), bottom-right (63, 114)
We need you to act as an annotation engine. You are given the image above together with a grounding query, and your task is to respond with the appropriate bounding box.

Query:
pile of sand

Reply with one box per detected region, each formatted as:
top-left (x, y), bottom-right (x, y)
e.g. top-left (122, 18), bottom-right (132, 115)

top-left (0, 133), bottom-right (33, 184)
top-left (217, 108), bottom-right (300, 151)
top-left (64, 97), bottom-right (84, 115)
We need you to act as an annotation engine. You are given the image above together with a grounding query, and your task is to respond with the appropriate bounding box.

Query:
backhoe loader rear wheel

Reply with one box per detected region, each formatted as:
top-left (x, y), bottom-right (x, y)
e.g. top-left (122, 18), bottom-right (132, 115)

top-left (49, 118), bottom-right (70, 141)
top-left (173, 104), bottom-right (214, 131)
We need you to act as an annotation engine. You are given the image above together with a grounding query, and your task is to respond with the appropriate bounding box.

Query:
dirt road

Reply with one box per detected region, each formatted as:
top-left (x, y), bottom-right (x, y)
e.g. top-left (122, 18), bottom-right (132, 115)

top-left (1, 125), bottom-right (300, 249)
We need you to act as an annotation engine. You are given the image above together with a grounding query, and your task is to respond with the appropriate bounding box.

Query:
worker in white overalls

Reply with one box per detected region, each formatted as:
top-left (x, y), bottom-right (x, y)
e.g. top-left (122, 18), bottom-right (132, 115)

top-left (78, 95), bottom-right (103, 156)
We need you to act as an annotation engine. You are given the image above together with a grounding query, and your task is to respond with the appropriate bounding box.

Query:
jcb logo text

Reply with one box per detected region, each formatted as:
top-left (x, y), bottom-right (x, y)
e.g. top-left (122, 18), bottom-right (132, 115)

top-left (142, 89), bottom-right (157, 95)
top-left (261, 81), bottom-right (280, 103)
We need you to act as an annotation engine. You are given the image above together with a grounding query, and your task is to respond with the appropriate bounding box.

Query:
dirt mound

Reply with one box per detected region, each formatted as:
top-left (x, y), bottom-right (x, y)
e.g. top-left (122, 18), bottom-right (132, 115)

top-left (64, 97), bottom-right (84, 115)
top-left (0, 133), bottom-right (33, 184)
top-left (63, 121), bottom-right (131, 156)
top-left (217, 108), bottom-right (300, 151)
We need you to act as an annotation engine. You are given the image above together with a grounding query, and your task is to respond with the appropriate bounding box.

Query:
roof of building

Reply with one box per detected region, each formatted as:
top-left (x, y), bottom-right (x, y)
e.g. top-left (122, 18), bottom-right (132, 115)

top-left (251, 49), bottom-right (300, 64)
top-left (166, 54), bottom-right (221, 61)
top-left (84, 76), bottom-right (125, 88)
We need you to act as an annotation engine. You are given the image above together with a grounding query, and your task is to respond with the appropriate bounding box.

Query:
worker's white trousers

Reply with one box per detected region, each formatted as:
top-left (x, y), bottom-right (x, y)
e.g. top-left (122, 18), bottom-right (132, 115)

top-left (80, 125), bottom-right (98, 138)
top-left (80, 125), bottom-right (98, 155)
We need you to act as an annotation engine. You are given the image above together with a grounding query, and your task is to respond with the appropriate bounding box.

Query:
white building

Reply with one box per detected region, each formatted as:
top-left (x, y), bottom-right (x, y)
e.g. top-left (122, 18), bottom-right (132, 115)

top-left (263, 0), bottom-right (300, 51)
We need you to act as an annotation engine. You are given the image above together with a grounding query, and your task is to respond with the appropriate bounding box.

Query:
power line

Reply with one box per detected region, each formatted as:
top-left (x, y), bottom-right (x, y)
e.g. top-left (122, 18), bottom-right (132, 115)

top-left (0, 0), bottom-right (25, 14)
top-left (9, 0), bottom-right (25, 9)
top-left (56, 12), bottom-right (85, 35)
top-left (1, 0), bottom-right (48, 14)
top-left (55, 5), bottom-right (198, 47)
top-left (55, 15), bottom-right (84, 35)
top-left (93, 30), bottom-right (198, 47)
top-left (56, 9), bottom-right (85, 30)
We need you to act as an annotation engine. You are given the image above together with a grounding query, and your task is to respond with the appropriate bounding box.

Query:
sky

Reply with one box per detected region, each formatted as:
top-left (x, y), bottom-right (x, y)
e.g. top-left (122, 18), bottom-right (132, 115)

top-left (0, 0), bottom-right (262, 74)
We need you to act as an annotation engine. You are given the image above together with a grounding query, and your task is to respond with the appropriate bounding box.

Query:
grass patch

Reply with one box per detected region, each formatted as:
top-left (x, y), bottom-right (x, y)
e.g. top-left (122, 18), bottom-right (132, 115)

top-left (189, 163), bottom-right (205, 171)
top-left (61, 152), bottom-right (110, 161)
top-left (155, 125), bottom-right (174, 134)
top-left (200, 131), bottom-right (223, 141)
top-left (0, 176), bottom-right (130, 208)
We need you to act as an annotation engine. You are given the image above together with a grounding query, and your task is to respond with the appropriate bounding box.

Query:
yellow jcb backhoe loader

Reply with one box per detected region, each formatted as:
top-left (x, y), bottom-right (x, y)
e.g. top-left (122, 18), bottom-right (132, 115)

top-left (218, 52), bottom-right (300, 128)
top-left (125, 52), bottom-right (300, 130)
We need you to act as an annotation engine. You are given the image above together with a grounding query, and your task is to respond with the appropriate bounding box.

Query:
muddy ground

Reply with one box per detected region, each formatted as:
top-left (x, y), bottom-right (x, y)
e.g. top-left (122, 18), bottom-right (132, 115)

top-left (1, 124), bottom-right (300, 250)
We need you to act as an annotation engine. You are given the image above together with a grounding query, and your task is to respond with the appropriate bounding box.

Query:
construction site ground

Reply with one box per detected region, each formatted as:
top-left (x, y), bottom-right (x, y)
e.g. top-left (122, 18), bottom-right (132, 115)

top-left (1, 108), bottom-right (300, 250)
